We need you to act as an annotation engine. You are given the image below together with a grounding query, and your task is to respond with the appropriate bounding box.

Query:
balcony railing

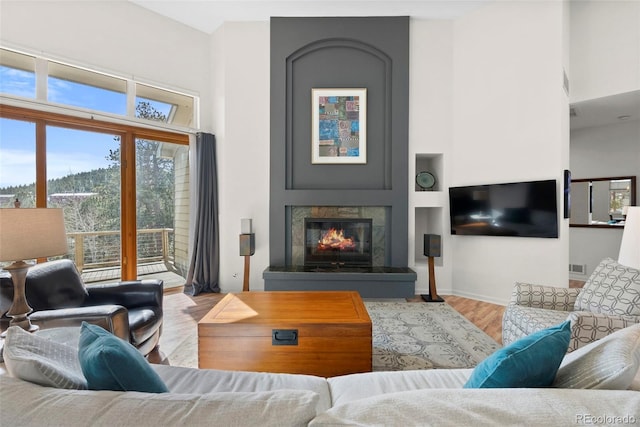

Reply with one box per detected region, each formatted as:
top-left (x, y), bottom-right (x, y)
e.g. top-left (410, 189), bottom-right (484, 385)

top-left (65, 228), bottom-right (174, 273)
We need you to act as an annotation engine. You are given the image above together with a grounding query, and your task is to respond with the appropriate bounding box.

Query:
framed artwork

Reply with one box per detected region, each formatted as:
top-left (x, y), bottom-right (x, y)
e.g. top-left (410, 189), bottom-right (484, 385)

top-left (311, 88), bottom-right (367, 164)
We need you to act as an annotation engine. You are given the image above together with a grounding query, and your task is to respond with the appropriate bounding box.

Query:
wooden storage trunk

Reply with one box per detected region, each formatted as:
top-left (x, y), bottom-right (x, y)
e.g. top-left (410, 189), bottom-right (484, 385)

top-left (198, 291), bottom-right (372, 377)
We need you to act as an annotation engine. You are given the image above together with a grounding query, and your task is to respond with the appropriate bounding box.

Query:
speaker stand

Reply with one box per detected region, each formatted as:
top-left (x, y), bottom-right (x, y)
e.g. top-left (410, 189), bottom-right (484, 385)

top-left (421, 256), bottom-right (444, 303)
top-left (243, 255), bottom-right (250, 292)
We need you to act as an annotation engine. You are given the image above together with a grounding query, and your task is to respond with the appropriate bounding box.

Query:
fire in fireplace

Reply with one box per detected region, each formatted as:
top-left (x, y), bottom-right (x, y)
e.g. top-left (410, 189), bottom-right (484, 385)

top-left (304, 218), bottom-right (373, 267)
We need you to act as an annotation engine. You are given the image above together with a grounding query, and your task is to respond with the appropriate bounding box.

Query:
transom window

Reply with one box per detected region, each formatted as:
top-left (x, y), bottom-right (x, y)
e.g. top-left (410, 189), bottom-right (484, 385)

top-left (0, 48), bottom-right (196, 128)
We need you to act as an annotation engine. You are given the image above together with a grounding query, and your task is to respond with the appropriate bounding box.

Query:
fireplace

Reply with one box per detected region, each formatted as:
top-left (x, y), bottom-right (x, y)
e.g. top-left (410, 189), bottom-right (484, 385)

top-left (304, 218), bottom-right (373, 267)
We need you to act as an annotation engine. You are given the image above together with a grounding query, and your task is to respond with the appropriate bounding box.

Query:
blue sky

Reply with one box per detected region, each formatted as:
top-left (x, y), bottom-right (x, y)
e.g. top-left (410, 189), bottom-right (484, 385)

top-left (0, 119), bottom-right (118, 188)
top-left (0, 65), bottom-right (171, 189)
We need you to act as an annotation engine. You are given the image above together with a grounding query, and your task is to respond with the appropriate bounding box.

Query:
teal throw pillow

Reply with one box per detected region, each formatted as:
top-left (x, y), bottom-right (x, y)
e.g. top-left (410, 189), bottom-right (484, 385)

top-left (78, 322), bottom-right (168, 393)
top-left (464, 320), bottom-right (571, 388)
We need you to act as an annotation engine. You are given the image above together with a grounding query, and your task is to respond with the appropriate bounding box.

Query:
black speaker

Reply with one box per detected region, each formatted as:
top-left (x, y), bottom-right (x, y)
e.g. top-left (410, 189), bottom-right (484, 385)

top-left (239, 234), bottom-right (255, 256)
top-left (423, 234), bottom-right (441, 257)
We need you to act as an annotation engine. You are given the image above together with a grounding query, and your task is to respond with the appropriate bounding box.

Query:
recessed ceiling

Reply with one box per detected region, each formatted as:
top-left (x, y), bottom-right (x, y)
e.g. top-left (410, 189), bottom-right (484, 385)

top-left (570, 90), bottom-right (640, 131)
top-left (129, 0), bottom-right (490, 34)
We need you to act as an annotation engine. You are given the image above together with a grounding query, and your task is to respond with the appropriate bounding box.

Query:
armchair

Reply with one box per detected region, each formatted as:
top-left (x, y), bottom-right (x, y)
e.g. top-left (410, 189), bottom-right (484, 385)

top-left (502, 258), bottom-right (640, 352)
top-left (0, 259), bottom-right (163, 356)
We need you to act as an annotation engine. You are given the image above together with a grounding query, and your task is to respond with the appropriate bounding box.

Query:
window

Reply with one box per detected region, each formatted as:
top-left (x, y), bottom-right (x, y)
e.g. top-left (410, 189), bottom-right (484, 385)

top-left (0, 118), bottom-right (36, 207)
top-left (48, 62), bottom-right (127, 114)
top-left (1, 48), bottom-right (197, 128)
top-left (0, 106), bottom-right (191, 285)
top-left (0, 49), bottom-right (36, 98)
top-left (136, 83), bottom-right (194, 127)
top-left (1, 48), bottom-right (196, 284)
top-left (610, 179), bottom-right (633, 216)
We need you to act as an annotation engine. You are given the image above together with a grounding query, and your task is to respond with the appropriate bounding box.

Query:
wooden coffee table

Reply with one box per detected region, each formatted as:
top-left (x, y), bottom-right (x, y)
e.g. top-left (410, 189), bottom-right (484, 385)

top-left (198, 291), bottom-right (372, 377)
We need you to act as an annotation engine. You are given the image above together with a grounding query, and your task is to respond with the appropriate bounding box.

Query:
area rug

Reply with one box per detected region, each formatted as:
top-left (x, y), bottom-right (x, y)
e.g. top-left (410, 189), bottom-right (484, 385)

top-left (365, 301), bottom-right (501, 371)
top-left (163, 299), bottom-right (500, 371)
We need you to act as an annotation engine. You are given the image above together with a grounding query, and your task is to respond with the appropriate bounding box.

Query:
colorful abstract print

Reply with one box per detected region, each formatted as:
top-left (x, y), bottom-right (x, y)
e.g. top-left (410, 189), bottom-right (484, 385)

top-left (317, 96), bottom-right (360, 158)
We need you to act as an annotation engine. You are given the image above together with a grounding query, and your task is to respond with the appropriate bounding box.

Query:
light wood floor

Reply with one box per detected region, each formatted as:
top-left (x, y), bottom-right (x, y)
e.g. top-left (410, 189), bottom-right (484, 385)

top-left (153, 282), bottom-right (586, 363)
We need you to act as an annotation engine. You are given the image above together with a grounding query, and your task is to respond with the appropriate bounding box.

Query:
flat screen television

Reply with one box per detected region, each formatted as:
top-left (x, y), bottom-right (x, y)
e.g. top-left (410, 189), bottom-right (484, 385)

top-left (449, 179), bottom-right (558, 238)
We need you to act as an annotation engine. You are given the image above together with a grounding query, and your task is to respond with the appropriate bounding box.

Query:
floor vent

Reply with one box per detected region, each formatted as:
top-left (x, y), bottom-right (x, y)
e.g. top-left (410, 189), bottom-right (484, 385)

top-left (569, 264), bottom-right (587, 275)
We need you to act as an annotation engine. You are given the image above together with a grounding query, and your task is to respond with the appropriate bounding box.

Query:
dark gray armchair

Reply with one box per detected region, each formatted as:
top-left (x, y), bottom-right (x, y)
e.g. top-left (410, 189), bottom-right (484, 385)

top-left (0, 259), bottom-right (163, 356)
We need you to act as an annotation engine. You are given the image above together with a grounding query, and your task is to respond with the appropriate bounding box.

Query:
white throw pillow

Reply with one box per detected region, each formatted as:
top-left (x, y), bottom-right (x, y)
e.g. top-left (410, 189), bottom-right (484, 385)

top-left (2, 326), bottom-right (87, 389)
top-left (553, 324), bottom-right (640, 389)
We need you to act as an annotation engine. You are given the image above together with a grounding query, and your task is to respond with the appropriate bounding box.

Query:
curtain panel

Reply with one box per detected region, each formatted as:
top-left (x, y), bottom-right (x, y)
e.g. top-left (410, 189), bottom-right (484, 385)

top-left (185, 132), bottom-right (220, 295)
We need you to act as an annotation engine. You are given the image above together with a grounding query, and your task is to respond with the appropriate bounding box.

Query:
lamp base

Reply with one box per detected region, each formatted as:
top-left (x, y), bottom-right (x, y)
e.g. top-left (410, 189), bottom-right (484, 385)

top-left (2, 260), bottom-right (39, 335)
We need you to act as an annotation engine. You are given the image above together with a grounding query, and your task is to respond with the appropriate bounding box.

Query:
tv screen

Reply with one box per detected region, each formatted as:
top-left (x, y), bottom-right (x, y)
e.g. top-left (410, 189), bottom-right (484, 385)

top-left (449, 179), bottom-right (558, 238)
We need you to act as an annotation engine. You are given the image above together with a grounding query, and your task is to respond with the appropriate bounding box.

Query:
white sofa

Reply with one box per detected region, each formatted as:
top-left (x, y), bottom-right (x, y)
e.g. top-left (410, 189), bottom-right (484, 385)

top-left (1, 363), bottom-right (639, 426)
top-left (1, 324), bottom-right (639, 426)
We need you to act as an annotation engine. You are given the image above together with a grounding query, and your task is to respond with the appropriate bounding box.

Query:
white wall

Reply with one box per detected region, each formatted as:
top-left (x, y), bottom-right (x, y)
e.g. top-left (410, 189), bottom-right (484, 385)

top-left (2, 1), bottom-right (575, 301)
top-left (450, 1), bottom-right (570, 304)
top-left (0, 1), bottom-right (213, 125)
top-left (571, 121), bottom-right (640, 180)
top-left (570, 0), bottom-right (640, 102)
top-left (569, 120), bottom-right (640, 278)
top-left (567, 0), bottom-right (640, 281)
top-left (211, 22), bottom-right (271, 292)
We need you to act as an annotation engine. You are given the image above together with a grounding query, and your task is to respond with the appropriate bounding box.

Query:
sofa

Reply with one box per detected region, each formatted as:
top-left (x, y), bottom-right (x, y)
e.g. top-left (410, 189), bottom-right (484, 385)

top-left (503, 258), bottom-right (640, 352)
top-left (1, 321), bottom-right (639, 426)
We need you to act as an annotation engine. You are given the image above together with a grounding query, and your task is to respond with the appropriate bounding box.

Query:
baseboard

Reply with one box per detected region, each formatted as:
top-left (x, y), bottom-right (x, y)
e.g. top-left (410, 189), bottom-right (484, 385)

top-left (414, 285), bottom-right (507, 306)
top-left (415, 286), bottom-right (452, 296)
top-left (447, 290), bottom-right (508, 306)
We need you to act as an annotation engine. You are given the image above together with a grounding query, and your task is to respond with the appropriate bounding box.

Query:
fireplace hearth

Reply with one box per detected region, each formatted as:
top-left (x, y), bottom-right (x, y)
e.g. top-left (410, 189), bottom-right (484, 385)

top-left (304, 218), bottom-right (372, 267)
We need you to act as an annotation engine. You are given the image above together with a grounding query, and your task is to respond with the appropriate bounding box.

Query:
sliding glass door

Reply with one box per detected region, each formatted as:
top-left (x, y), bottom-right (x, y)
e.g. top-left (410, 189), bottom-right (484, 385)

top-left (0, 118), bottom-right (36, 208)
top-left (135, 138), bottom-right (190, 286)
top-left (0, 106), bottom-right (189, 287)
top-left (46, 126), bottom-right (122, 282)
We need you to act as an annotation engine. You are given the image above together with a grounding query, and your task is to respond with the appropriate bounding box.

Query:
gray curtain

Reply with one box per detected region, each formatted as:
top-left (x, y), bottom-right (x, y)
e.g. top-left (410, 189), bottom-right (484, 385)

top-left (185, 132), bottom-right (220, 295)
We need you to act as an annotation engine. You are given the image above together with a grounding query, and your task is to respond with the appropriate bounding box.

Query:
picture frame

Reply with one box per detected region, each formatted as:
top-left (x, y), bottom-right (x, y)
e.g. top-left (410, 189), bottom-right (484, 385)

top-left (311, 88), bottom-right (367, 164)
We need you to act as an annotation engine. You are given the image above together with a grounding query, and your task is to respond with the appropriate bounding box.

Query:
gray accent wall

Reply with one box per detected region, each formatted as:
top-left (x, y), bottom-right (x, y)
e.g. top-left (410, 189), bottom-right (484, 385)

top-left (270, 16), bottom-right (410, 267)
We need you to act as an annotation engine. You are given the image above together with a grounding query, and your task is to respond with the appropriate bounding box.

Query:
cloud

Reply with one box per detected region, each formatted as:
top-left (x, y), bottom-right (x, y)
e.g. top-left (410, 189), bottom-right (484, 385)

top-left (0, 149), bottom-right (36, 187)
top-left (0, 148), bottom-right (112, 188)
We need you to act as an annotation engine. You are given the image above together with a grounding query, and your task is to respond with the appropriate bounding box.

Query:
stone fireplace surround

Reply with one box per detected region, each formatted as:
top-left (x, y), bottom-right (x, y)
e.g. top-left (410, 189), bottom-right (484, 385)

top-left (264, 205), bottom-right (416, 298)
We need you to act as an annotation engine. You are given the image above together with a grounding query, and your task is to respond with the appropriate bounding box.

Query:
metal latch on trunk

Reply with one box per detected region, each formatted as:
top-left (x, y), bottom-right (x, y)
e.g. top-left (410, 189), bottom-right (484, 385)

top-left (272, 329), bottom-right (298, 346)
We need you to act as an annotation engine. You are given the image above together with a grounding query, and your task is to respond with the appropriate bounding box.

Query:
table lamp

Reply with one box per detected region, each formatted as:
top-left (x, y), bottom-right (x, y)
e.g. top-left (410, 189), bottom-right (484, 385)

top-left (618, 206), bottom-right (639, 269)
top-left (0, 208), bottom-right (68, 333)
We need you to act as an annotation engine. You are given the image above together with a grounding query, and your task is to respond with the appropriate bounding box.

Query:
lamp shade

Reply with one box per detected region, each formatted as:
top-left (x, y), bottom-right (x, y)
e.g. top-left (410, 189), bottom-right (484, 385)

top-left (0, 208), bottom-right (68, 262)
top-left (618, 206), bottom-right (640, 269)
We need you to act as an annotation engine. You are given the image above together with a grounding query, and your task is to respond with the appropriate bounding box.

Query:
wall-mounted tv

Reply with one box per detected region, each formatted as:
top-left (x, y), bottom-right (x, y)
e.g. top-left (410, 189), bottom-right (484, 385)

top-left (449, 179), bottom-right (558, 238)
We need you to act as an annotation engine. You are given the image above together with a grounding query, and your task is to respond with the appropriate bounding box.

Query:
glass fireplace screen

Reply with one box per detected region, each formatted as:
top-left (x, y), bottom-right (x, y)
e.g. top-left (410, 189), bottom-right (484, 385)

top-left (304, 218), bottom-right (373, 267)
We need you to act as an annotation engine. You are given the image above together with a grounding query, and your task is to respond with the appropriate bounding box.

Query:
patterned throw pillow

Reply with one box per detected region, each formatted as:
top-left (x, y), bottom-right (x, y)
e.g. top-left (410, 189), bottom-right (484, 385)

top-left (2, 326), bottom-right (87, 389)
top-left (574, 258), bottom-right (640, 316)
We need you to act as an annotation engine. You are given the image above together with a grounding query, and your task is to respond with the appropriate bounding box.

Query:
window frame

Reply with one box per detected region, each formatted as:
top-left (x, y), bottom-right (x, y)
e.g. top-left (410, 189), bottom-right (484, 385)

top-left (0, 104), bottom-right (189, 280)
top-left (1, 47), bottom-right (198, 131)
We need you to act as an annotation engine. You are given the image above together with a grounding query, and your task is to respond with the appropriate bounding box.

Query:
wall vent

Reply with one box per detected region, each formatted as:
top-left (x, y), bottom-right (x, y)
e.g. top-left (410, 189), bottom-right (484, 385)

top-left (569, 264), bottom-right (587, 275)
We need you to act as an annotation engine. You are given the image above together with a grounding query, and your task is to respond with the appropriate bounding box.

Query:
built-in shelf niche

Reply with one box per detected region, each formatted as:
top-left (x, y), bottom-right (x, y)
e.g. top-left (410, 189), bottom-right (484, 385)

top-left (415, 153), bottom-right (443, 192)
top-left (414, 207), bottom-right (444, 266)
